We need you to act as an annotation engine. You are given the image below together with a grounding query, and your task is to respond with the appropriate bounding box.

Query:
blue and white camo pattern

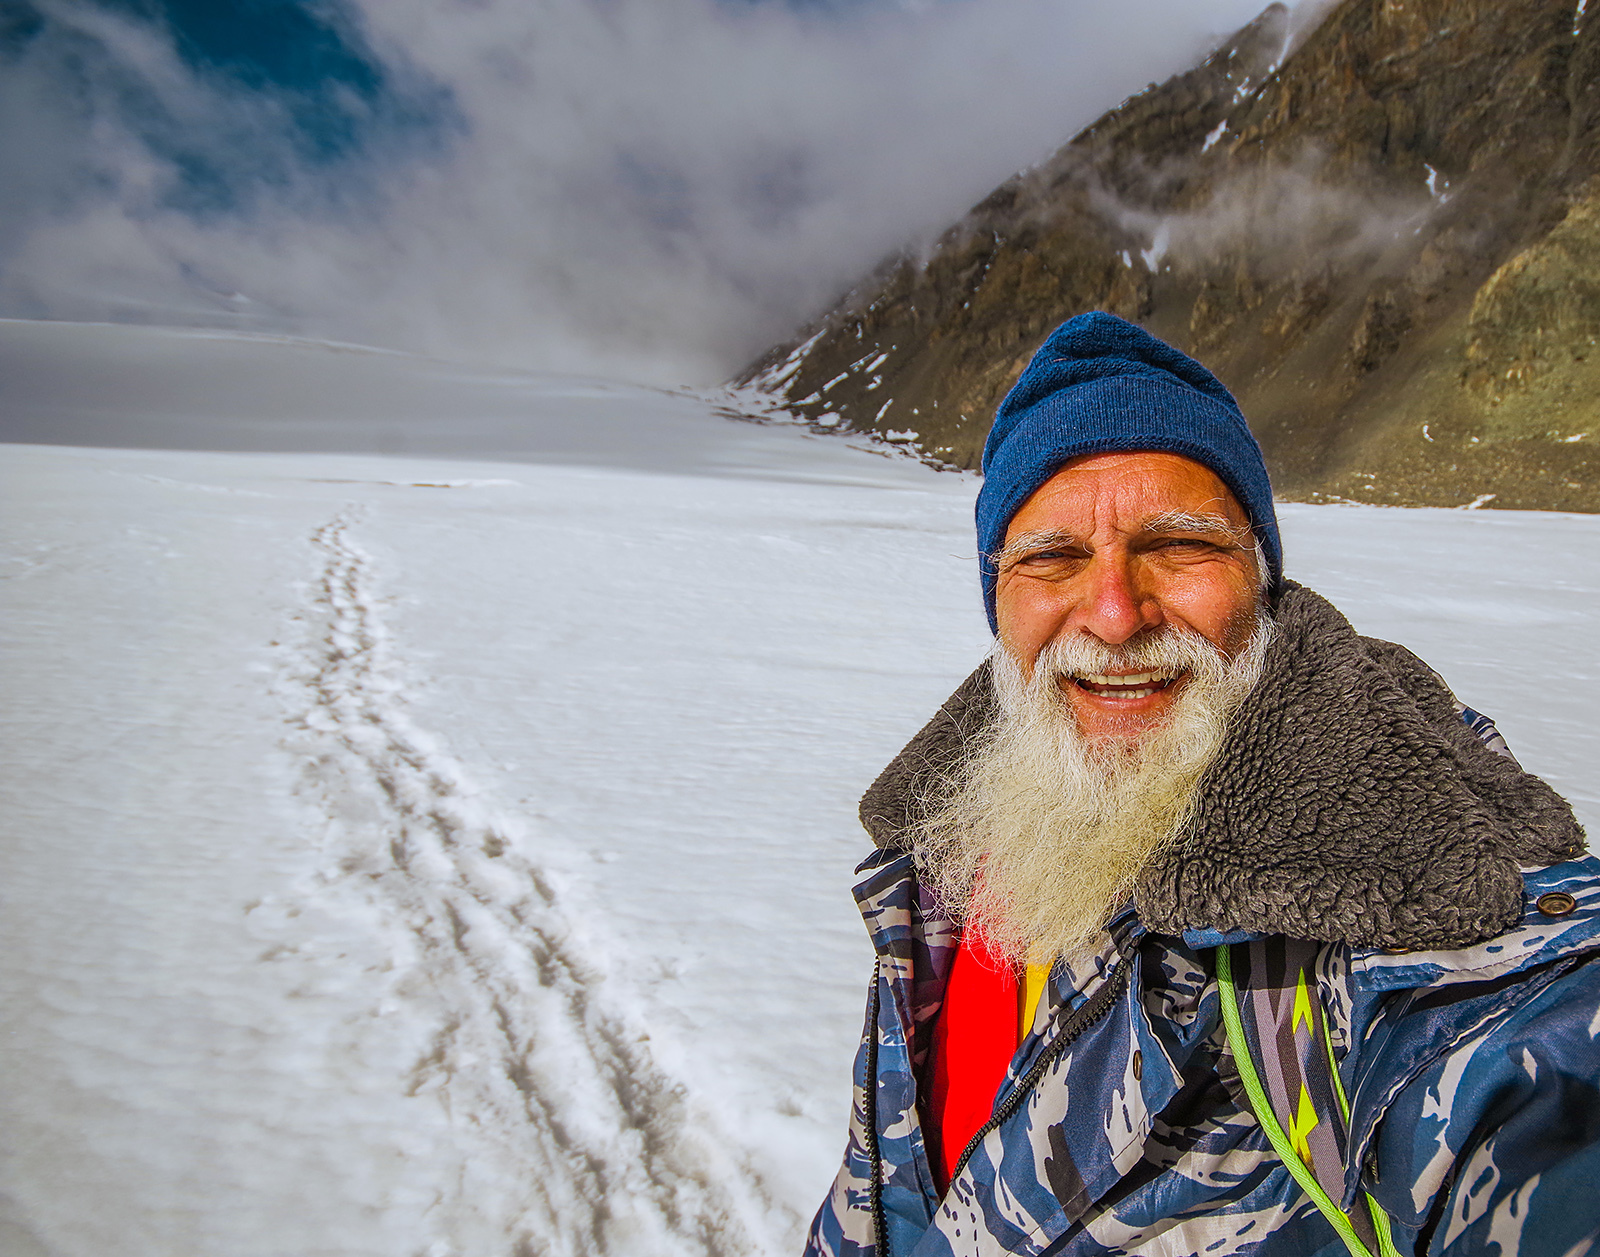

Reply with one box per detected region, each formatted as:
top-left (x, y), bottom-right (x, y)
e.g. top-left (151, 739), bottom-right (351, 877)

top-left (808, 772), bottom-right (1600, 1255)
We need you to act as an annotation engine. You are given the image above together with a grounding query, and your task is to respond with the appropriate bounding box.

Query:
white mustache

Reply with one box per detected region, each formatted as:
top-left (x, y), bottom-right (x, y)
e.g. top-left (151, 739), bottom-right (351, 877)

top-left (1031, 625), bottom-right (1231, 695)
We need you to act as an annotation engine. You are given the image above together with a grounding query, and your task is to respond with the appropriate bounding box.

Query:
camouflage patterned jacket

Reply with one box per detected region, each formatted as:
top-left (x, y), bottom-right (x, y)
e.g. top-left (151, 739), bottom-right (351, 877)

top-left (806, 588), bottom-right (1597, 1257)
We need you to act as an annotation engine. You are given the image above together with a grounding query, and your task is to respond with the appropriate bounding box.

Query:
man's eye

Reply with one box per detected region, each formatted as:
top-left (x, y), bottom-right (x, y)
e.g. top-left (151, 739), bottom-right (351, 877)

top-left (1020, 549), bottom-right (1075, 565)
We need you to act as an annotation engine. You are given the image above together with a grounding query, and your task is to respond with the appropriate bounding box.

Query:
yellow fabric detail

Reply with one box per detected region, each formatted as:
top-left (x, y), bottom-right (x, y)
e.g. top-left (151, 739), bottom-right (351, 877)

top-left (1292, 969), bottom-right (1316, 1036)
top-left (1289, 1083), bottom-right (1320, 1163)
top-left (1022, 963), bottom-right (1050, 1036)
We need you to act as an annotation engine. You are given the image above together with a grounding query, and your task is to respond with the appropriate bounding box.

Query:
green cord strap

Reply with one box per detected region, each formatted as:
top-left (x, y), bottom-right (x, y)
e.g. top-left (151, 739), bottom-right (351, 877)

top-left (1216, 945), bottom-right (1401, 1257)
top-left (1317, 997), bottom-right (1402, 1257)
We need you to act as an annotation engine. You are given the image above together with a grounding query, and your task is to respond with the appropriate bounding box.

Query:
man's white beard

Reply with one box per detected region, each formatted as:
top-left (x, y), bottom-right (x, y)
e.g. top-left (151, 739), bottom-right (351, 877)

top-left (913, 613), bottom-right (1272, 964)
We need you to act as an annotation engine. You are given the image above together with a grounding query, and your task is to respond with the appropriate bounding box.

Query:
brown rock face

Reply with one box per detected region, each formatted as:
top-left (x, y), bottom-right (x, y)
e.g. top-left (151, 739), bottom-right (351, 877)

top-left (735, 0), bottom-right (1600, 511)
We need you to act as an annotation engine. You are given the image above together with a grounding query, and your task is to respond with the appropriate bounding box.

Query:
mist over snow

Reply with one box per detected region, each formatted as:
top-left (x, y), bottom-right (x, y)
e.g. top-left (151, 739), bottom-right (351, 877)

top-left (3, 0), bottom-right (1279, 386)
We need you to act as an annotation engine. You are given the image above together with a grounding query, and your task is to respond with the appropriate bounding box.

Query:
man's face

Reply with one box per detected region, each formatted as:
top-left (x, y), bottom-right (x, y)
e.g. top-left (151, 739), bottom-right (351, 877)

top-left (993, 451), bottom-right (1262, 742)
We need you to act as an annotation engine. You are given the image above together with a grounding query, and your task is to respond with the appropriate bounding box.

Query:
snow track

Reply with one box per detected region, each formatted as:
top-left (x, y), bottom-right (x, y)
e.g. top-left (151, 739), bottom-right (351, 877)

top-left (283, 509), bottom-right (779, 1257)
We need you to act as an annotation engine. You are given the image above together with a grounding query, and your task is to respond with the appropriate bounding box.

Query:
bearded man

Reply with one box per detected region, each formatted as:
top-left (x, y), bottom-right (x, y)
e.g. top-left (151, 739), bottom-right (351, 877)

top-left (805, 313), bottom-right (1599, 1257)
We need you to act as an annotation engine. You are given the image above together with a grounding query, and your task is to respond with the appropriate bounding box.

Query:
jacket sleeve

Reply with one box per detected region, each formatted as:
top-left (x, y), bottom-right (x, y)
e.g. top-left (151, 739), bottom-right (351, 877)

top-left (1423, 957), bottom-right (1600, 1256)
top-left (804, 960), bottom-right (883, 1257)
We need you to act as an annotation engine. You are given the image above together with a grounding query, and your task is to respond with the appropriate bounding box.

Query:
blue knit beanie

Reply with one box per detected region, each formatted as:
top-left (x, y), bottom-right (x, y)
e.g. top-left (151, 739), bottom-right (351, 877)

top-left (976, 312), bottom-right (1282, 632)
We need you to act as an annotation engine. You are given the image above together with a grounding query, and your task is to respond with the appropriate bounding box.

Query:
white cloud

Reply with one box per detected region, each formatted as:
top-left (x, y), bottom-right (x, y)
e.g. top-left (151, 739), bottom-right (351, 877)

top-left (2, 0), bottom-right (1282, 385)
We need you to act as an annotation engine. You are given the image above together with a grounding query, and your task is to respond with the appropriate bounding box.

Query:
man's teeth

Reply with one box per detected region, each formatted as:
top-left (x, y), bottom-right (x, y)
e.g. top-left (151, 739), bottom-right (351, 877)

top-left (1071, 670), bottom-right (1182, 699)
top-left (1078, 670), bottom-right (1178, 686)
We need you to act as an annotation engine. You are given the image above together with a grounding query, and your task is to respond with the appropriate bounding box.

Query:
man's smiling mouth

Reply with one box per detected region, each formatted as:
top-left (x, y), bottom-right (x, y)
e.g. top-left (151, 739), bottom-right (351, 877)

top-left (1068, 669), bottom-right (1186, 700)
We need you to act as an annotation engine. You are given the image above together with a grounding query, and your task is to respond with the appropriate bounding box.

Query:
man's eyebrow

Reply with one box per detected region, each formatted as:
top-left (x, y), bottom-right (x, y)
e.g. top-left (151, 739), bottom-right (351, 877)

top-left (1142, 510), bottom-right (1254, 545)
top-left (992, 528), bottom-right (1082, 568)
top-left (993, 515), bottom-right (1257, 569)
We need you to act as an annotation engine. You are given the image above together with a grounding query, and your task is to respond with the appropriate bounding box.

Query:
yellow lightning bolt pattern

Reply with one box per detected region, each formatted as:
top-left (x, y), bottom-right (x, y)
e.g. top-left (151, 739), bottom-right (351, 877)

top-left (1292, 968), bottom-right (1316, 1036)
top-left (1289, 969), bottom-right (1321, 1162)
top-left (1289, 1084), bottom-right (1320, 1162)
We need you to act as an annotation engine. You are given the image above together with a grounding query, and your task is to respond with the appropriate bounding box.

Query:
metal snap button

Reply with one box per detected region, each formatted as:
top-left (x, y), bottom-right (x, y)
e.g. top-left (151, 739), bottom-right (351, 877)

top-left (1132, 1050), bottom-right (1143, 1081)
top-left (1536, 891), bottom-right (1577, 917)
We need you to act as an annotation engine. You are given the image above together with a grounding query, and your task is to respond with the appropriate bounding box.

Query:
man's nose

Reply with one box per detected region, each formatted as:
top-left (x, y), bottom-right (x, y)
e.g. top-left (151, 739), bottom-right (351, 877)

top-left (1075, 553), bottom-right (1161, 645)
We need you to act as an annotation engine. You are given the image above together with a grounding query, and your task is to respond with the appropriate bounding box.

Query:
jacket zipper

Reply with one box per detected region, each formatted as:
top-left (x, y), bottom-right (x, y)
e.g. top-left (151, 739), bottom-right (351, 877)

top-left (947, 956), bottom-right (1133, 1185)
top-left (865, 959), bottom-right (887, 1256)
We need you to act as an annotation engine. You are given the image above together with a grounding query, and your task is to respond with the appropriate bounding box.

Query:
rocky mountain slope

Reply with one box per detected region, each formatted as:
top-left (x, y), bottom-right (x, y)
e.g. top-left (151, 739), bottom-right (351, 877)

top-left (736, 0), bottom-right (1600, 512)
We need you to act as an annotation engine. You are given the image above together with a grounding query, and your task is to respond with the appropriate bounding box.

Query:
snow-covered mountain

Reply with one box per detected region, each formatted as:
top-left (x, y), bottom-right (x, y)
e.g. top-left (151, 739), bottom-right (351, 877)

top-left (2, 322), bottom-right (1596, 1257)
top-left (741, 0), bottom-right (1600, 513)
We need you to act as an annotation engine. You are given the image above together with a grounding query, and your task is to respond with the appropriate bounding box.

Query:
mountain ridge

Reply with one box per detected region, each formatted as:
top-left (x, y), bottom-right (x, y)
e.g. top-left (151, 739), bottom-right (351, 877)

top-left (736, 0), bottom-right (1600, 512)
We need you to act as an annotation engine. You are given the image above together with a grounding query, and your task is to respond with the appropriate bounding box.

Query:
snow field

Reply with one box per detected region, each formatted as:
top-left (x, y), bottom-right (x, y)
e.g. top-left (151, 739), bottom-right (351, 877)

top-left (0, 438), bottom-right (986, 1257)
top-left (1, 325), bottom-right (1596, 1257)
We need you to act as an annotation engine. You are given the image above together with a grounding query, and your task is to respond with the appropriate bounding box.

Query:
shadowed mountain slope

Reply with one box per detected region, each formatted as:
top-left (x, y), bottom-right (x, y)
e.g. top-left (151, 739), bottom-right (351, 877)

top-left (737, 0), bottom-right (1600, 511)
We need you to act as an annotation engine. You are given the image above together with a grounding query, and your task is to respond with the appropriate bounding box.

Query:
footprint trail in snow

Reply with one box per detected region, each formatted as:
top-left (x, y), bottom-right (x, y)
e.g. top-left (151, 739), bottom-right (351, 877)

top-left (283, 509), bottom-right (781, 1257)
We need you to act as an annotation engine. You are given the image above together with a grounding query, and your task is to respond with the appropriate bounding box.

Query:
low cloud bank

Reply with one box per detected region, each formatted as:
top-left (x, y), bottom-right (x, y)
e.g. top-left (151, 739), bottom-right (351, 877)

top-left (2, 0), bottom-right (1279, 385)
top-left (1109, 153), bottom-right (1439, 281)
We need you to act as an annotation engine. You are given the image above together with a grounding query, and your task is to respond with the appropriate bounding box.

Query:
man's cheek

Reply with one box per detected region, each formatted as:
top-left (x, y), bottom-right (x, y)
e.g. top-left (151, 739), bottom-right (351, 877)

top-left (999, 589), bottom-right (1069, 659)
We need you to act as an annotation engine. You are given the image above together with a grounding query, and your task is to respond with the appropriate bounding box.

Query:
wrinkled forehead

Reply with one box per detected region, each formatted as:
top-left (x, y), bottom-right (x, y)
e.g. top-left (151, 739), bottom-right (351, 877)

top-left (1004, 450), bottom-right (1251, 544)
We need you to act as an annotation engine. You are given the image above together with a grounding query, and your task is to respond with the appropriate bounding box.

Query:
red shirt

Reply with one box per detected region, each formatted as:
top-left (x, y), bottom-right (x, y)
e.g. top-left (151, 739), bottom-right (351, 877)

top-left (926, 929), bottom-right (1019, 1191)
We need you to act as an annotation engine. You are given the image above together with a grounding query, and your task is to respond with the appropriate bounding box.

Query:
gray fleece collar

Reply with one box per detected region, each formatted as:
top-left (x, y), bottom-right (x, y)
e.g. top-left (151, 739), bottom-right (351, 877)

top-left (858, 585), bottom-right (1587, 951)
